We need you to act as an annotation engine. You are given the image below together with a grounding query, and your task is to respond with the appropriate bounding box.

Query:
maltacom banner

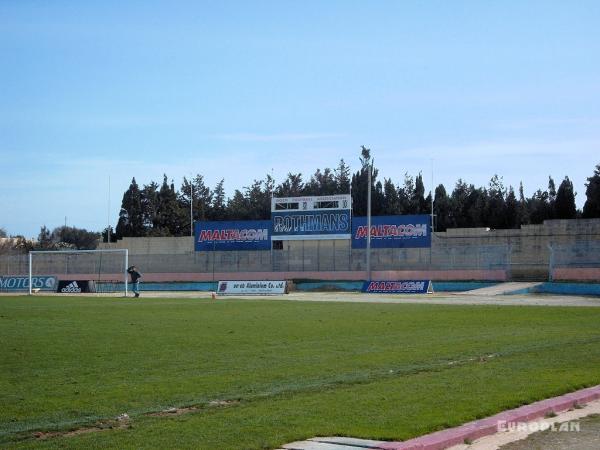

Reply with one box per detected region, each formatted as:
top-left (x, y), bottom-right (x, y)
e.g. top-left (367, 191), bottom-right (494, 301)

top-left (352, 215), bottom-right (431, 248)
top-left (195, 220), bottom-right (271, 251)
top-left (363, 280), bottom-right (432, 294)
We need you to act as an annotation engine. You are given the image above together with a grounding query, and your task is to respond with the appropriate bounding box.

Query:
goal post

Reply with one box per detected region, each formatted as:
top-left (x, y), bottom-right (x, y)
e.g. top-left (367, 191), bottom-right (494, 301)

top-left (28, 249), bottom-right (129, 296)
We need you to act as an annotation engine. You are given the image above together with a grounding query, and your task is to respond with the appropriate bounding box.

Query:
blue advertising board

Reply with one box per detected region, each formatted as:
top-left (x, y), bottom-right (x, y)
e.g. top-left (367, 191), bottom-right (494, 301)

top-left (352, 215), bottom-right (431, 248)
top-left (195, 220), bottom-right (271, 251)
top-left (0, 276), bottom-right (57, 291)
top-left (363, 280), bottom-right (432, 294)
top-left (271, 209), bottom-right (351, 240)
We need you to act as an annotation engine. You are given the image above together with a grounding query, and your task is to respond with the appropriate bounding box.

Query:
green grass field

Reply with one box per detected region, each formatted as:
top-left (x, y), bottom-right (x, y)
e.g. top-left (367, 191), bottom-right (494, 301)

top-left (2, 295), bottom-right (600, 449)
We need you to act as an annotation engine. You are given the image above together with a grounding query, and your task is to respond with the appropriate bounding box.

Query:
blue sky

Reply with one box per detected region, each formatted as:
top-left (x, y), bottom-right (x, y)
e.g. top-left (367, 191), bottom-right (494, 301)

top-left (1, 1), bottom-right (599, 238)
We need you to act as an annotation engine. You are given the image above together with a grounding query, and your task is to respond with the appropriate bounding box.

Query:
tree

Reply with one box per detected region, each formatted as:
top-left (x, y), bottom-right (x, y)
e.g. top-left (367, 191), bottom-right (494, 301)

top-left (504, 186), bottom-right (520, 229)
top-left (245, 177), bottom-right (272, 220)
top-left (465, 187), bottom-right (487, 227)
top-left (528, 189), bottom-right (552, 224)
top-left (582, 164), bottom-right (600, 218)
top-left (276, 173), bottom-right (304, 197)
top-left (155, 175), bottom-right (186, 235)
top-left (382, 178), bottom-right (400, 215)
top-left (101, 226), bottom-right (116, 243)
top-left (397, 173), bottom-right (414, 214)
top-left (334, 159), bottom-right (351, 193)
top-left (141, 182), bottom-right (159, 232)
top-left (434, 184), bottom-right (451, 231)
top-left (211, 179), bottom-right (227, 220)
top-left (547, 176), bottom-right (557, 219)
top-left (51, 226), bottom-right (100, 249)
top-left (14, 236), bottom-right (34, 253)
top-left (227, 190), bottom-right (251, 220)
top-left (179, 176), bottom-right (195, 229)
top-left (193, 174), bottom-right (213, 221)
top-left (449, 179), bottom-right (478, 228)
top-left (518, 182), bottom-right (530, 225)
top-left (37, 225), bottom-right (54, 249)
top-left (351, 146), bottom-right (382, 216)
top-left (0, 228), bottom-right (7, 238)
top-left (554, 176), bottom-right (577, 219)
top-left (115, 178), bottom-right (144, 238)
top-left (413, 173), bottom-right (428, 214)
top-left (305, 168), bottom-right (337, 196)
top-left (485, 175), bottom-right (507, 229)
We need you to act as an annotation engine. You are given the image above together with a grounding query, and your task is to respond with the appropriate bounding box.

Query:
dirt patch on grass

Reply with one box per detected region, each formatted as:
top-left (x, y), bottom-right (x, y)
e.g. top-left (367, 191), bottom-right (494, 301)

top-left (32, 418), bottom-right (131, 440)
top-left (146, 399), bottom-right (240, 417)
top-left (31, 400), bottom-right (241, 441)
top-left (146, 406), bottom-right (200, 417)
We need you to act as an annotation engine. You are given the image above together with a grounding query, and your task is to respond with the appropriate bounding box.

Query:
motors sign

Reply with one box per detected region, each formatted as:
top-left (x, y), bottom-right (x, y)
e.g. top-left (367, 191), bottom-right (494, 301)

top-left (195, 220), bottom-right (271, 251)
top-left (0, 276), bottom-right (57, 291)
top-left (352, 215), bottom-right (431, 248)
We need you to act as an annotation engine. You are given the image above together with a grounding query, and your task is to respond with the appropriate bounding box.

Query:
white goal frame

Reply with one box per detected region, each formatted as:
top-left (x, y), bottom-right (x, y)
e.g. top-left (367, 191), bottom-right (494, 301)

top-left (28, 249), bottom-right (129, 296)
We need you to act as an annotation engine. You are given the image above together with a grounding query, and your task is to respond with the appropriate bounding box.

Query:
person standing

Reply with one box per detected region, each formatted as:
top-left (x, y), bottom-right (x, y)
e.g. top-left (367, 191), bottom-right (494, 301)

top-left (127, 265), bottom-right (142, 298)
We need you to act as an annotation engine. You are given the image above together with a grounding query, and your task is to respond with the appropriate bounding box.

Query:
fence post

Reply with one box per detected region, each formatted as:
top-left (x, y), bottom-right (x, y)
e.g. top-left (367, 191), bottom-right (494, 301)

top-left (507, 244), bottom-right (512, 281)
top-left (547, 243), bottom-right (554, 282)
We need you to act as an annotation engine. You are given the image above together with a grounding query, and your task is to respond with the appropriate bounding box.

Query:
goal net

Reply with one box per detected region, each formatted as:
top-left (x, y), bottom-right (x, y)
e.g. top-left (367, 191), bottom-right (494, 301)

top-left (28, 249), bottom-right (129, 295)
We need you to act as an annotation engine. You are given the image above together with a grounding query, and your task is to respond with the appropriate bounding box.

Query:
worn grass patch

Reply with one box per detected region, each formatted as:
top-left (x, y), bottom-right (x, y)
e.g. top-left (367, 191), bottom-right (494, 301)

top-left (2, 295), bottom-right (600, 448)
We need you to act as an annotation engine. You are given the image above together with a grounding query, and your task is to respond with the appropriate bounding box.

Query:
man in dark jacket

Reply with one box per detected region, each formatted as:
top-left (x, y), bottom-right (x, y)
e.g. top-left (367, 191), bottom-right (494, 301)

top-left (127, 265), bottom-right (142, 298)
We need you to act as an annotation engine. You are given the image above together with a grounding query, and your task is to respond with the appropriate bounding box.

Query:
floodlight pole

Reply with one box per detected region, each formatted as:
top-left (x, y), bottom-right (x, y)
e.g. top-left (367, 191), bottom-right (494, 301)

top-left (431, 158), bottom-right (434, 232)
top-left (108, 176), bottom-right (111, 243)
top-left (430, 158), bottom-right (434, 265)
top-left (125, 248), bottom-right (129, 297)
top-left (28, 252), bottom-right (32, 296)
top-left (189, 175), bottom-right (194, 237)
top-left (366, 162), bottom-right (372, 281)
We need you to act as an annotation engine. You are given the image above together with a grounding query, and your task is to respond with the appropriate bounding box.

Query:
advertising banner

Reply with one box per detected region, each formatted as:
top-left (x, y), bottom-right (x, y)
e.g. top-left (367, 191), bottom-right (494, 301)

top-left (362, 280), bottom-right (433, 294)
top-left (0, 276), bottom-right (57, 291)
top-left (217, 280), bottom-right (287, 295)
top-left (271, 194), bottom-right (352, 241)
top-left (57, 280), bottom-right (96, 293)
top-left (195, 220), bottom-right (271, 251)
top-left (352, 215), bottom-right (431, 248)
top-left (271, 209), bottom-right (351, 240)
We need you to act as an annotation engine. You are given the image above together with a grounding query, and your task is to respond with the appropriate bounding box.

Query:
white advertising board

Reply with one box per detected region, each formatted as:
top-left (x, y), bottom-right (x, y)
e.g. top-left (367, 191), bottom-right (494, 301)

top-left (217, 280), bottom-right (287, 295)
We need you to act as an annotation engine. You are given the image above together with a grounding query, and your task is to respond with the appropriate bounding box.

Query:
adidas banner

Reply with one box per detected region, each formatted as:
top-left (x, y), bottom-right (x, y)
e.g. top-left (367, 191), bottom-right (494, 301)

top-left (57, 280), bottom-right (96, 294)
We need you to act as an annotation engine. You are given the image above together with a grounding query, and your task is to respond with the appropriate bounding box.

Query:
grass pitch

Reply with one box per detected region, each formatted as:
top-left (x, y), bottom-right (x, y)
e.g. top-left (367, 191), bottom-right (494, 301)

top-left (2, 295), bottom-right (600, 449)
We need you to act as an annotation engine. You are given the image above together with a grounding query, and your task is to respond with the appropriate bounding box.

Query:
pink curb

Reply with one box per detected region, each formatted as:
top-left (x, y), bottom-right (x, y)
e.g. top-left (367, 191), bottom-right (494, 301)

top-left (377, 384), bottom-right (600, 450)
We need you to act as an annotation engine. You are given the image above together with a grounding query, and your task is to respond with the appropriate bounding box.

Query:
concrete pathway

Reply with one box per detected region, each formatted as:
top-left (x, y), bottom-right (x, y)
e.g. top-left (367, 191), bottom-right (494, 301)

top-left (458, 282), bottom-right (541, 296)
top-left (279, 385), bottom-right (600, 450)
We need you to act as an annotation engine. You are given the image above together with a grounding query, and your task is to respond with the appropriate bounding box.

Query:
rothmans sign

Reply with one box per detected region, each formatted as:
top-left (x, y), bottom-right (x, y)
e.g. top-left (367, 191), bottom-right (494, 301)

top-left (271, 194), bottom-right (352, 240)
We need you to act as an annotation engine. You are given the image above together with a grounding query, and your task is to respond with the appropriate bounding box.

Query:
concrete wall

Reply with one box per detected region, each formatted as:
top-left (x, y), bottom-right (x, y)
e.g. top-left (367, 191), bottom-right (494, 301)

top-left (55, 218), bottom-right (600, 282)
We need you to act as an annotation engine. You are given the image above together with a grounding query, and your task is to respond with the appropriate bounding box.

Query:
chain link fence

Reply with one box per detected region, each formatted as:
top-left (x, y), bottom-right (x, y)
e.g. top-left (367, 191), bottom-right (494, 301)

top-left (1, 237), bottom-right (511, 278)
top-left (548, 241), bottom-right (600, 281)
top-left (4, 233), bottom-right (600, 282)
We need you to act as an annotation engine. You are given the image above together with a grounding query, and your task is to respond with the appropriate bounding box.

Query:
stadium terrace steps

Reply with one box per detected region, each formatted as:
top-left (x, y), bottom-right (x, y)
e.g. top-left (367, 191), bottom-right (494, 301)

top-left (459, 282), bottom-right (542, 296)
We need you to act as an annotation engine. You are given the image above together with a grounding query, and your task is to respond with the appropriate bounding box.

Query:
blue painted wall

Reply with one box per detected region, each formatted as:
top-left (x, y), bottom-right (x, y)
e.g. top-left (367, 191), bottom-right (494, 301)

top-left (530, 282), bottom-right (600, 297)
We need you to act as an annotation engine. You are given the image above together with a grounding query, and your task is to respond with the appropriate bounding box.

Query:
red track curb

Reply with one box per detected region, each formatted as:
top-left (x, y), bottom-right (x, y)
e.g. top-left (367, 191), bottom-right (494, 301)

top-left (377, 385), bottom-right (600, 450)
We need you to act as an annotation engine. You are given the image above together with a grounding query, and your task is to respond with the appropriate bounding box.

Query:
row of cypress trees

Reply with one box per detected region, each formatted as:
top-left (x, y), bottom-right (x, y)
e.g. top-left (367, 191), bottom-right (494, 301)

top-left (111, 147), bottom-right (600, 239)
